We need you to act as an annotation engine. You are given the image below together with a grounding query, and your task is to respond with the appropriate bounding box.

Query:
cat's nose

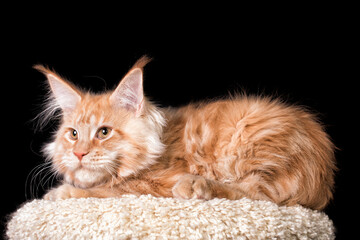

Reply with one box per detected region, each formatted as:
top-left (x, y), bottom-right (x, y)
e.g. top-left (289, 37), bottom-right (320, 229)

top-left (73, 151), bottom-right (89, 161)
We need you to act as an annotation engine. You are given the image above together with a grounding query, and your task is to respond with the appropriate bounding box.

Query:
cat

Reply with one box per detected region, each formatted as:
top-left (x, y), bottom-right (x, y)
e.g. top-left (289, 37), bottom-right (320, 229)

top-left (34, 56), bottom-right (336, 210)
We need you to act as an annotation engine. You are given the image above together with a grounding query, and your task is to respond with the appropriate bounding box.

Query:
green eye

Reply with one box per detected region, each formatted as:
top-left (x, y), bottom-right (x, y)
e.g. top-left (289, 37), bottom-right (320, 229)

top-left (97, 127), bottom-right (111, 140)
top-left (70, 129), bottom-right (78, 140)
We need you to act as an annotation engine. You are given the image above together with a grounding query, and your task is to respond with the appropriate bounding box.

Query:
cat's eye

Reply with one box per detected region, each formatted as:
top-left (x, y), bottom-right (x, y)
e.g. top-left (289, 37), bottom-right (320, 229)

top-left (69, 129), bottom-right (78, 140)
top-left (96, 127), bottom-right (112, 140)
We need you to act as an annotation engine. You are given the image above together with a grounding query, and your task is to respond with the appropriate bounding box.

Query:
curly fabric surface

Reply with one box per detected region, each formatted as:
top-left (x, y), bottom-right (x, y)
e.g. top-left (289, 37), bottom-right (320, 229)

top-left (6, 195), bottom-right (334, 239)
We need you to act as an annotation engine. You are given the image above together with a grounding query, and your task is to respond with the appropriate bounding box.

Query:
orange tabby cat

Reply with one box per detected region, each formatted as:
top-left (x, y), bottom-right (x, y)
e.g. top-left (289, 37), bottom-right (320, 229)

top-left (34, 56), bottom-right (336, 210)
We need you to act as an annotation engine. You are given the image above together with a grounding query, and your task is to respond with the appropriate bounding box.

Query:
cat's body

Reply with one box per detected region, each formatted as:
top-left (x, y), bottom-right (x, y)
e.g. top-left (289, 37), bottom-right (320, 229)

top-left (35, 57), bottom-right (336, 210)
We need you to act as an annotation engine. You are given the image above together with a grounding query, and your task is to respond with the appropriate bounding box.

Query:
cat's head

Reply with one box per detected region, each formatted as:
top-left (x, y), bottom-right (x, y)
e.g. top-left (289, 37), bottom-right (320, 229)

top-left (35, 57), bottom-right (165, 189)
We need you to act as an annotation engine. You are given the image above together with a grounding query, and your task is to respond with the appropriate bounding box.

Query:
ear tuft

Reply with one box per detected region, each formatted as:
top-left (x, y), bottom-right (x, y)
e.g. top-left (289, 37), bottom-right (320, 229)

top-left (33, 64), bottom-right (53, 75)
top-left (131, 55), bottom-right (152, 70)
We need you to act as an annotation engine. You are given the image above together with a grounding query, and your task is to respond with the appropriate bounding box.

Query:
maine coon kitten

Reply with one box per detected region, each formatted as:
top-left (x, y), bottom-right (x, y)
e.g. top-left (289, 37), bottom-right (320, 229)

top-left (34, 56), bottom-right (336, 210)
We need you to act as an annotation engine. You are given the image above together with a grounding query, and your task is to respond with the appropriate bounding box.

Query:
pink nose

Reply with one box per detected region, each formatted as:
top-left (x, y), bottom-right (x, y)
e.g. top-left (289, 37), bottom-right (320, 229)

top-left (73, 151), bottom-right (89, 161)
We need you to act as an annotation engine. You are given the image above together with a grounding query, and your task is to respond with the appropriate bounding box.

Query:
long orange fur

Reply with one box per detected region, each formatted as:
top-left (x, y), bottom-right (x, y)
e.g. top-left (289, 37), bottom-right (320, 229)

top-left (34, 56), bottom-right (336, 210)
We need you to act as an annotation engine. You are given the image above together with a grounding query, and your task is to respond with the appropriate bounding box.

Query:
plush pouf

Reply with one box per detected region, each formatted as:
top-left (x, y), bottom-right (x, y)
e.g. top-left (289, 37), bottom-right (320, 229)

top-left (6, 194), bottom-right (334, 239)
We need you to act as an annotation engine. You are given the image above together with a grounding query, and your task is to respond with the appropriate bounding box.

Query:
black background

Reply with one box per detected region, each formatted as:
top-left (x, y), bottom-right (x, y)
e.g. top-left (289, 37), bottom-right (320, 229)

top-left (1, 6), bottom-right (356, 239)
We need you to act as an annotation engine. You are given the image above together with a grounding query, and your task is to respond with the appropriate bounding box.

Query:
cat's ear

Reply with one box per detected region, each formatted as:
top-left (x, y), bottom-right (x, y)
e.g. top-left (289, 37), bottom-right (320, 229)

top-left (110, 56), bottom-right (151, 117)
top-left (34, 65), bottom-right (81, 113)
top-left (110, 68), bottom-right (144, 116)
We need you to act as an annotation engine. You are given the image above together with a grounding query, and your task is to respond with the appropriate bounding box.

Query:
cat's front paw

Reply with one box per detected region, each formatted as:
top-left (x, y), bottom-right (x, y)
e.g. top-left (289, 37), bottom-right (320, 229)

top-left (172, 174), bottom-right (213, 200)
top-left (44, 184), bottom-right (89, 200)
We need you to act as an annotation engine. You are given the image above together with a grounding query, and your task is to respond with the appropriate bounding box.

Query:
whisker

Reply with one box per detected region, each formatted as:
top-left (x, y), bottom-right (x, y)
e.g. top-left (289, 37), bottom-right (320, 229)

top-left (25, 161), bottom-right (64, 200)
top-left (25, 162), bottom-right (52, 199)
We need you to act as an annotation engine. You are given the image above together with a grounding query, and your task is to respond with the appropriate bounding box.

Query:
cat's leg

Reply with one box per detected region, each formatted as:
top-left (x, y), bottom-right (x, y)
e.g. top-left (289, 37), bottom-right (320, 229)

top-left (172, 173), bottom-right (295, 206)
top-left (43, 184), bottom-right (120, 200)
top-left (43, 176), bottom-right (170, 200)
top-left (172, 174), bottom-right (245, 200)
top-left (44, 184), bottom-right (91, 200)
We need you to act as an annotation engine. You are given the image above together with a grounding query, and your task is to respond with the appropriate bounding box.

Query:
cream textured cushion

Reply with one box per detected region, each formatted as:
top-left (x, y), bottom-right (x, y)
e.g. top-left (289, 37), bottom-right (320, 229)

top-left (6, 194), bottom-right (334, 239)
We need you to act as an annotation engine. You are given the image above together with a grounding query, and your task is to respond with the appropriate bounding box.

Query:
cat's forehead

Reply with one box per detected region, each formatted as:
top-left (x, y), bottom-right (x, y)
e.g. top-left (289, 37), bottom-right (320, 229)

top-left (68, 94), bottom-right (111, 125)
top-left (64, 93), bottom-right (130, 127)
top-left (72, 110), bottom-right (105, 126)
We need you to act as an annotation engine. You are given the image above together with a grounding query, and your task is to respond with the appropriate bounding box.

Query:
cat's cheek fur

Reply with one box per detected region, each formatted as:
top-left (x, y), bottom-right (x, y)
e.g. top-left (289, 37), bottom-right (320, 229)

top-left (114, 112), bottom-right (165, 178)
top-left (42, 142), bottom-right (56, 161)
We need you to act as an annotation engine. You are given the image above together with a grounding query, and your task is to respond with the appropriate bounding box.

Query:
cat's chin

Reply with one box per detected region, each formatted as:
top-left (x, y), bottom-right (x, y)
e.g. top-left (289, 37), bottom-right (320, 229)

top-left (65, 168), bottom-right (110, 189)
